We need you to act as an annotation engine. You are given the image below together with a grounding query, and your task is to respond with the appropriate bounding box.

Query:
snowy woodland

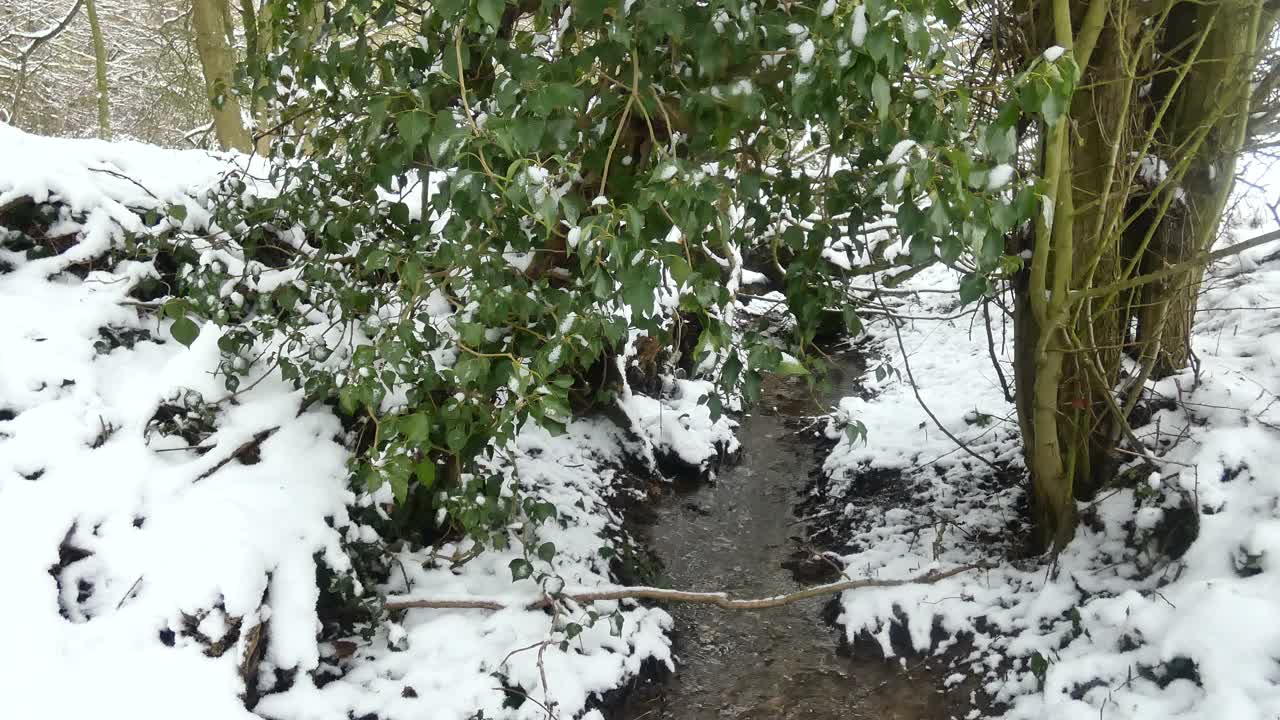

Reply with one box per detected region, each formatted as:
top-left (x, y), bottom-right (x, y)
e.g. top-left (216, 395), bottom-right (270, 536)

top-left (3, 1), bottom-right (1280, 719)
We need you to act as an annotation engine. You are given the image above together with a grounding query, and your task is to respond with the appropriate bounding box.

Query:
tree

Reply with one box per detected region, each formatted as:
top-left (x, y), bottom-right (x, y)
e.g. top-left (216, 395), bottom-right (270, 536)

top-left (84, 0), bottom-right (111, 138)
top-left (2, 0), bottom-right (211, 145)
top-left (190, 0), bottom-right (250, 150)
top-left (169, 0), bottom-right (1064, 548)
top-left (1, 0), bottom-right (85, 126)
top-left (1011, 0), bottom-right (1276, 549)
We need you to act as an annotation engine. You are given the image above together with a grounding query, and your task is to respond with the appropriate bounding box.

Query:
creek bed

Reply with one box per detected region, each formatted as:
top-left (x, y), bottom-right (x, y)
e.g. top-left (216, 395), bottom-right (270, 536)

top-left (614, 354), bottom-right (965, 720)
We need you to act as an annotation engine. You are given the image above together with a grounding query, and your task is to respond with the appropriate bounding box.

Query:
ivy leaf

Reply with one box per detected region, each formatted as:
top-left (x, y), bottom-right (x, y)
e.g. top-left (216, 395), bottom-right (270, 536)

top-left (509, 558), bottom-right (533, 581)
top-left (167, 204), bottom-right (188, 222)
top-left (170, 316), bottom-right (199, 347)
top-left (537, 541), bottom-right (557, 562)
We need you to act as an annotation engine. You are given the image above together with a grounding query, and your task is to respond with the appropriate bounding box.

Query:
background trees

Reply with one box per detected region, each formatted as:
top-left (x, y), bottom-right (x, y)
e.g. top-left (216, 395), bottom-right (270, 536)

top-left (2, 0), bottom-right (236, 146)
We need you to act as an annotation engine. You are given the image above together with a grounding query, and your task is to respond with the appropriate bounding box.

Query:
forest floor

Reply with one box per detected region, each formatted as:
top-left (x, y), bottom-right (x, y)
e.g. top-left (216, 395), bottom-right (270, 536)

top-left (3, 126), bottom-right (1280, 720)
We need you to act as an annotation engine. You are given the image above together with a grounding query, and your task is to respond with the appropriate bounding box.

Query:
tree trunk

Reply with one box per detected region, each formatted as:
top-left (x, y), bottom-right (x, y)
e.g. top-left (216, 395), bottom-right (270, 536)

top-left (1138, 0), bottom-right (1274, 377)
top-left (1013, 0), bottom-right (1273, 553)
top-left (85, 0), bottom-right (112, 140)
top-left (1015, 0), bottom-right (1120, 551)
top-left (191, 0), bottom-right (252, 151)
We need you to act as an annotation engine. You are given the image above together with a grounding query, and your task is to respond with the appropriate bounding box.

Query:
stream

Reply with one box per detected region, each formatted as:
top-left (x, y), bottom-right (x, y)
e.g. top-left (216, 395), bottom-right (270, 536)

top-left (616, 354), bottom-right (963, 720)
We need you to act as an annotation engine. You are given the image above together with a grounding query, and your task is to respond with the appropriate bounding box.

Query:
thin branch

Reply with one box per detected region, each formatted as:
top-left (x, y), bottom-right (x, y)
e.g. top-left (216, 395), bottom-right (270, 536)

top-left (874, 278), bottom-right (1003, 473)
top-left (383, 562), bottom-right (982, 612)
top-left (1075, 229), bottom-right (1280, 301)
top-left (12, 0), bottom-right (85, 63)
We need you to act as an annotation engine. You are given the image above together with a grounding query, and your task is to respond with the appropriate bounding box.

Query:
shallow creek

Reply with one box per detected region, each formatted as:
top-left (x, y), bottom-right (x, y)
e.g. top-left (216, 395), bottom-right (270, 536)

top-left (615, 354), bottom-right (963, 720)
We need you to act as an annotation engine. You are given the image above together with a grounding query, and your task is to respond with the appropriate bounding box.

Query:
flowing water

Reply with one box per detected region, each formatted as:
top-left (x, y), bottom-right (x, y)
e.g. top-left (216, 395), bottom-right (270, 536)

top-left (615, 354), bottom-right (967, 720)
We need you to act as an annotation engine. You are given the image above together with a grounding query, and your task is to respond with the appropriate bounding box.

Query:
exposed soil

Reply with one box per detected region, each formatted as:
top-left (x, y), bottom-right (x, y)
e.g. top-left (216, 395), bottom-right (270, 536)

top-left (611, 352), bottom-right (976, 720)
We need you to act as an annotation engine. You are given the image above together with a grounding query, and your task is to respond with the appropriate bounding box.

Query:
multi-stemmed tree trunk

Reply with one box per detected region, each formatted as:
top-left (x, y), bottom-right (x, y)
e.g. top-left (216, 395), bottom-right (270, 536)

top-left (1013, 0), bottom-right (1275, 551)
top-left (191, 0), bottom-right (252, 151)
top-left (84, 0), bottom-right (111, 139)
top-left (1136, 2), bottom-right (1276, 377)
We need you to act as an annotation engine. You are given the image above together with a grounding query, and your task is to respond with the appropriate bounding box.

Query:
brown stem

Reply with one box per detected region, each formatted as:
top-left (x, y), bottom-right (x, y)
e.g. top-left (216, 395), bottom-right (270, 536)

top-left (384, 563), bottom-right (983, 612)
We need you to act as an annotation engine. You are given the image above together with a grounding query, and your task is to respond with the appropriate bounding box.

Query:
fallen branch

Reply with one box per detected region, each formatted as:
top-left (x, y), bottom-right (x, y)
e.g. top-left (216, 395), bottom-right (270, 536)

top-left (384, 563), bottom-right (982, 612)
top-left (194, 426), bottom-right (280, 482)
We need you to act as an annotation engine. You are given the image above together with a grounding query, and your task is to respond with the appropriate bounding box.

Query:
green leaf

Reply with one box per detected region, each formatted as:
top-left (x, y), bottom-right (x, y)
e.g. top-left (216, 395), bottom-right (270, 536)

top-left (909, 233), bottom-right (934, 264)
top-left (934, 0), bottom-right (961, 27)
top-left (477, 0), bottom-right (504, 29)
top-left (939, 236), bottom-right (962, 264)
top-left (396, 110), bottom-right (431, 149)
top-left (415, 460), bottom-right (436, 488)
top-left (170, 316), bottom-right (199, 347)
top-left (168, 204), bottom-right (188, 222)
top-left (777, 357), bottom-right (809, 376)
top-left (537, 541), bottom-right (557, 562)
top-left (897, 201), bottom-right (925, 238)
top-left (389, 470), bottom-right (409, 504)
top-left (509, 558), bottom-right (534, 581)
top-left (162, 299), bottom-right (188, 319)
top-left (339, 386), bottom-right (360, 416)
top-left (446, 425), bottom-right (468, 451)
top-left (872, 74), bottom-right (891, 122)
top-left (403, 412), bottom-right (431, 442)
top-left (959, 273), bottom-right (988, 304)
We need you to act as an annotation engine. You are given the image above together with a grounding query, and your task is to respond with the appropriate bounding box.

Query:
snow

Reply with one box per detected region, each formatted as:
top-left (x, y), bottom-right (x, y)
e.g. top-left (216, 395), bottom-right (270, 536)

top-left (850, 4), bottom-right (868, 47)
top-left (886, 139), bottom-right (917, 165)
top-left (798, 39), bottom-right (816, 64)
top-left (987, 164), bottom-right (1015, 190)
top-left (1043, 46), bottom-right (1066, 62)
top-left (617, 378), bottom-right (739, 476)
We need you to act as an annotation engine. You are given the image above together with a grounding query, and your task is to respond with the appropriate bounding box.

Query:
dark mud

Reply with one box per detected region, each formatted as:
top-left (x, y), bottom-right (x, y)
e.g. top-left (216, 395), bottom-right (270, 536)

top-left (613, 354), bottom-right (975, 720)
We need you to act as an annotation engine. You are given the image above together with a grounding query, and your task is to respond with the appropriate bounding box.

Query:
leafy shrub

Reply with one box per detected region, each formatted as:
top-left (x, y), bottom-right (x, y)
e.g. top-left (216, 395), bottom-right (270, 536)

top-left (160, 0), bottom-right (1072, 550)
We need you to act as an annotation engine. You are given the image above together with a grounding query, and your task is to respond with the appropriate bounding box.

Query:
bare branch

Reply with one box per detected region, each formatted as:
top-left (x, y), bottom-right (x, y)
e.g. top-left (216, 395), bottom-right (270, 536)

top-left (384, 563), bottom-right (983, 612)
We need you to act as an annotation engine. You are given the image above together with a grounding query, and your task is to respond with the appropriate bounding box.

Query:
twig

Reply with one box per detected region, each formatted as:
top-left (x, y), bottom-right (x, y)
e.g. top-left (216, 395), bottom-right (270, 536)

top-left (193, 426), bottom-right (280, 482)
top-left (384, 563), bottom-right (982, 612)
top-left (872, 278), bottom-right (1002, 473)
top-left (88, 166), bottom-right (161, 201)
top-left (983, 298), bottom-right (1014, 403)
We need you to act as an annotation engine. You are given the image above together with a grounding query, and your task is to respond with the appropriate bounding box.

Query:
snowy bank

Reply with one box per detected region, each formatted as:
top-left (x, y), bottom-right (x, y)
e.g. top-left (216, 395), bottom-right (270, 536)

top-left (0, 125), bottom-right (682, 720)
top-left (816, 235), bottom-right (1280, 719)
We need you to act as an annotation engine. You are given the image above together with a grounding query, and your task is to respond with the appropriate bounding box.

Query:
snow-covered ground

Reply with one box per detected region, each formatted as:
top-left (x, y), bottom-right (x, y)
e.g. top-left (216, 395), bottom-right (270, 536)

top-left (817, 223), bottom-right (1280, 719)
top-left (0, 125), bottom-right (738, 720)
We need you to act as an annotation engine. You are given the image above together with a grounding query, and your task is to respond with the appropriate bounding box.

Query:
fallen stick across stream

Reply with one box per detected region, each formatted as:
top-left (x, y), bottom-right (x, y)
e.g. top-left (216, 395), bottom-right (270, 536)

top-left (383, 563), bottom-right (983, 612)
